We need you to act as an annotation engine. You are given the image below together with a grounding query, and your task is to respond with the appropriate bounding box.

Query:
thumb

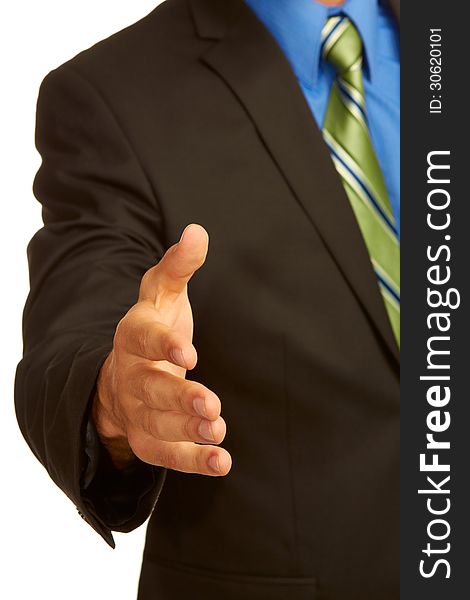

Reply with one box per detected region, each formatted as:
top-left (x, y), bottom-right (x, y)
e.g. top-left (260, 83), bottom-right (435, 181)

top-left (140, 224), bottom-right (209, 300)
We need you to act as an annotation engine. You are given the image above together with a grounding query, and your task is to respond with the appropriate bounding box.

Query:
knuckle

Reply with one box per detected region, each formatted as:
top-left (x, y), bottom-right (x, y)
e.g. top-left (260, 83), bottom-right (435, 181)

top-left (182, 415), bottom-right (197, 441)
top-left (180, 384), bottom-right (198, 412)
top-left (137, 325), bottom-right (151, 356)
top-left (162, 243), bottom-right (178, 262)
top-left (114, 308), bottom-right (141, 352)
top-left (144, 409), bottom-right (160, 439)
top-left (125, 361), bottom-right (143, 393)
top-left (140, 372), bottom-right (154, 405)
top-left (173, 386), bottom-right (185, 413)
top-left (162, 448), bottom-right (181, 471)
top-left (113, 317), bottom-right (128, 352)
top-left (139, 268), bottom-right (156, 299)
top-left (140, 269), bottom-right (152, 290)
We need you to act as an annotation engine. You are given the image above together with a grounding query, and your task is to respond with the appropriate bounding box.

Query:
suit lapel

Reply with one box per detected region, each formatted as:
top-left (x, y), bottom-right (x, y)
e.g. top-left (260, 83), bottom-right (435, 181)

top-left (189, 0), bottom-right (400, 365)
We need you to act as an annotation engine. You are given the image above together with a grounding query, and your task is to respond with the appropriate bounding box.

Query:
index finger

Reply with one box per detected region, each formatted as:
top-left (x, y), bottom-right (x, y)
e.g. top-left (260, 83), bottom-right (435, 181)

top-left (117, 306), bottom-right (197, 368)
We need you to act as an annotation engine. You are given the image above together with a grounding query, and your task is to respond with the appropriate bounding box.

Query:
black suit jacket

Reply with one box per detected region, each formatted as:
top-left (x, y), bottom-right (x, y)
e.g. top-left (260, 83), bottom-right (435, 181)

top-left (15, 1), bottom-right (400, 598)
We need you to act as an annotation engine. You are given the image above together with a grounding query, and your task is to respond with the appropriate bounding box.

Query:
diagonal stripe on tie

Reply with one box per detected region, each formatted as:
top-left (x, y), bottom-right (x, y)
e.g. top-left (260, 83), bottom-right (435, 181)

top-left (322, 16), bottom-right (400, 346)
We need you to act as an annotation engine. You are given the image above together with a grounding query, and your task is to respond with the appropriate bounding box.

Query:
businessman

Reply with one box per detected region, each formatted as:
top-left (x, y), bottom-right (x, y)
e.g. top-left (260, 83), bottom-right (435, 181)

top-left (15, 0), bottom-right (400, 598)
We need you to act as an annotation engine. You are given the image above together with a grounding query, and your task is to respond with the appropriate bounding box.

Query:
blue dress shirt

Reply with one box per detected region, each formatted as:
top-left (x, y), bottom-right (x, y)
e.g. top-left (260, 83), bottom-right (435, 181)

top-left (244, 0), bottom-right (400, 234)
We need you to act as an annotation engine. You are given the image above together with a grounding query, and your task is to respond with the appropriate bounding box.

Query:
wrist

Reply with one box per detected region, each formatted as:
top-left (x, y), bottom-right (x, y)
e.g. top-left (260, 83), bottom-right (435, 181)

top-left (93, 353), bottom-right (136, 469)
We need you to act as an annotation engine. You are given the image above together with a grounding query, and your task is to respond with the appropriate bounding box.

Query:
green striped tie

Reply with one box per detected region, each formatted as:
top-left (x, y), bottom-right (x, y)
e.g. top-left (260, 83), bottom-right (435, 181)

top-left (322, 16), bottom-right (400, 346)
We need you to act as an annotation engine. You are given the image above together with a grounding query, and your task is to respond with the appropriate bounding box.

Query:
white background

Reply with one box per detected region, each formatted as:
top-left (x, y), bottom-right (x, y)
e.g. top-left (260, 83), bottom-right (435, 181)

top-left (1, 2), bottom-right (164, 598)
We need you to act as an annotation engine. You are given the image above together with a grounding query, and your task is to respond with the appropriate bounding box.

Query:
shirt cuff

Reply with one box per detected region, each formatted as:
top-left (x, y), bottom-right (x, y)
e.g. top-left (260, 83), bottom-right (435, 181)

top-left (81, 414), bottom-right (165, 531)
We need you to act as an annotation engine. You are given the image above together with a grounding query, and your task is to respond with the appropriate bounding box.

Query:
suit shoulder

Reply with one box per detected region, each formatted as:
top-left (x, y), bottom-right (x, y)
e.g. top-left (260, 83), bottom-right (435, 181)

top-left (46, 0), bottom-right (196, 88)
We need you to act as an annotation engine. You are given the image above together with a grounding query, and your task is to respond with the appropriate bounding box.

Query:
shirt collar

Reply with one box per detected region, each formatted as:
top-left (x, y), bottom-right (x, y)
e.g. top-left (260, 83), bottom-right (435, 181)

top-left (244, 0), bottom-right (380, 88)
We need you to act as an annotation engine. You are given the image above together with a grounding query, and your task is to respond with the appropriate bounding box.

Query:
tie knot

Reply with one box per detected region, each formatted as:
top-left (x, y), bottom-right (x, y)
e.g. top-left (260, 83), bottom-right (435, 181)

top-left (321, 16), bottom-right (363, 76)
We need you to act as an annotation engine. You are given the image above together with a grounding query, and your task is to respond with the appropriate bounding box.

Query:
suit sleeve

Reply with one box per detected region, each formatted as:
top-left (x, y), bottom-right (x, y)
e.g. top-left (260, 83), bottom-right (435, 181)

top-left (14, 63), bottom-right (167, 547)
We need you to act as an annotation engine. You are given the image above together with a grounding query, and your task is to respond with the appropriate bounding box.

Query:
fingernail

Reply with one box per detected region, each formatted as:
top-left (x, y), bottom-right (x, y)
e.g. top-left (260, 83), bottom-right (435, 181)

top-left (208, 455), bottom-right (220, 473)
top-left (193, 397), bottom-right (207, 418)
top-left (170, 347), bottom-right (186, 368)
top-left (198, 420), bottom-right (215, 442)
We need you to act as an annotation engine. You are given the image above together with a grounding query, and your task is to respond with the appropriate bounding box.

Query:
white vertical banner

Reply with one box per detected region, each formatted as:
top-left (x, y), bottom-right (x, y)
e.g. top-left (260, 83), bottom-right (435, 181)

top-left (0, 3), bottom-right (164, 599)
